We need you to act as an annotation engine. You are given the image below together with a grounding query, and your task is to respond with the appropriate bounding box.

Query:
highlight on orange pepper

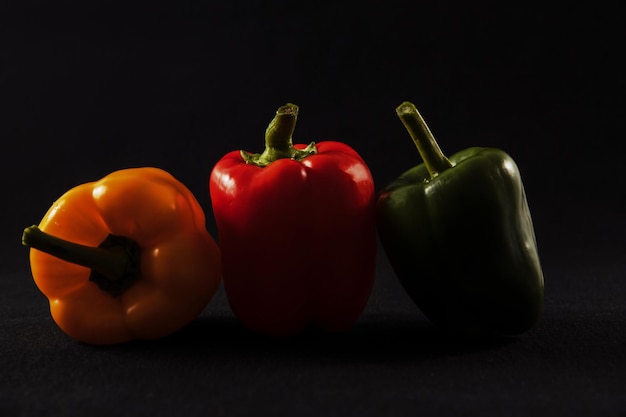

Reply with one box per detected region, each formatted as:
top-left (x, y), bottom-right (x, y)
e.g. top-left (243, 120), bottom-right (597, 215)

top-left (21, 167), bottom-right (222, 345)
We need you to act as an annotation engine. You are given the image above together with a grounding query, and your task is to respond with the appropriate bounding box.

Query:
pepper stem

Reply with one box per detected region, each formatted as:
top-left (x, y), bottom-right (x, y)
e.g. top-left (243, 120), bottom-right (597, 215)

top-left (22, 225), bottom-right (140, 297)
top-left (240, 103), bottom-right (317, 167)
top-left (396, 101), bottom-right (453, 179)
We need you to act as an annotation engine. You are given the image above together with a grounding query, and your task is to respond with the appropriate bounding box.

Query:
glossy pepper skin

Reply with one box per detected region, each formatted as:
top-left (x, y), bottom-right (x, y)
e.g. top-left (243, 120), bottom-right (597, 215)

top-left (376, 102), bottom-right (544, 337)
top-left (209, 103), bottom-right (376, 336)
top-left (22, 167), bottom-right (222, 345)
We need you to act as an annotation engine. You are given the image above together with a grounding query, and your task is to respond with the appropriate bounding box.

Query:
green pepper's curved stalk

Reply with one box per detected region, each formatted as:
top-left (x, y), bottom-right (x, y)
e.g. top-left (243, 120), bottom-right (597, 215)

top-left (241, 103), bottom-right (317, 167)
top-left (22, 225), bottom-right (140, 297)
top-left (396, 101), bottom-right (453, 179)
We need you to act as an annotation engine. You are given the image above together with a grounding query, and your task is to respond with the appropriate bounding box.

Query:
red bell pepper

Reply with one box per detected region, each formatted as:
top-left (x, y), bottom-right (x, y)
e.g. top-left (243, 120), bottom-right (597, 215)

top-left (209, 103), bottom-right (376, 335)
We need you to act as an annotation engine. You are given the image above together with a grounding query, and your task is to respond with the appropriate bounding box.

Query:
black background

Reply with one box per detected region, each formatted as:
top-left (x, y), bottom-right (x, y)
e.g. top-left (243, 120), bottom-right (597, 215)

top-left (1, 1), bottom-right (625, 416)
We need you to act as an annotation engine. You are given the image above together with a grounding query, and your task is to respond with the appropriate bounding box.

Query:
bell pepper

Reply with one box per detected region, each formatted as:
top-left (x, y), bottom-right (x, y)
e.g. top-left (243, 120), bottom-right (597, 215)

top-left (376, 101), bottom-right (544, 337)
top-left (21, 167), bottom-right (222, 345)
top-left (209, 103), bottom-right (376, 336)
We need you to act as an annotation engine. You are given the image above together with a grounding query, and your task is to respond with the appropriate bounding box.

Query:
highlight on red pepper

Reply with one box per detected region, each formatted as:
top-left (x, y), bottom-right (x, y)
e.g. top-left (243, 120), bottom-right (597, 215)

top-left (376, 101), bottom-right (544, 337)
top-left (21, 167), bottom-right (222, 345)
top-left (209, 103), bottom-right (377, 336)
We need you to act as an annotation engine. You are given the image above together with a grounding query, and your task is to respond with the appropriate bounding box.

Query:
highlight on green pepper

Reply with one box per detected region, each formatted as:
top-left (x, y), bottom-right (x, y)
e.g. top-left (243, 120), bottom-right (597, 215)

top-left (376, 101), bottom-right (544, 338)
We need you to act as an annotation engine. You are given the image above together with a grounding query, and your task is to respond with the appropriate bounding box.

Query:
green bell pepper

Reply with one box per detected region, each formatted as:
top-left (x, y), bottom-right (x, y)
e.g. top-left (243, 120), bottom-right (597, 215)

top-left (376, 101), bottom-right (544, 337)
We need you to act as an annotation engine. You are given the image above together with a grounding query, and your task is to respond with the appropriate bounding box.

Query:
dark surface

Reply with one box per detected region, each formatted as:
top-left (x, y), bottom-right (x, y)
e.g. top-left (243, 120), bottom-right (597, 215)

top-left (2, 1), bottom-right (625, 416)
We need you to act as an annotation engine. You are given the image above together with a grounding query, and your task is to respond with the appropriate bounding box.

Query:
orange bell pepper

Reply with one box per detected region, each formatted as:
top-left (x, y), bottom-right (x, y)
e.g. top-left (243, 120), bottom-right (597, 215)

top-left (21, 167), bottom-right (222, 345)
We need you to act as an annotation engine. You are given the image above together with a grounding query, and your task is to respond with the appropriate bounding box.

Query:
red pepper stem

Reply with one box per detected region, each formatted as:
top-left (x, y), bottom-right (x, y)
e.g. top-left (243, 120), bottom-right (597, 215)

top-left (22, 225), bottom-right (140, 296)
top-left (240, 103), bottom-right (317, 167)
top-left (265, 103), bottom-right (299, 150)
top-left (396, 101), bottom-right (453, 179)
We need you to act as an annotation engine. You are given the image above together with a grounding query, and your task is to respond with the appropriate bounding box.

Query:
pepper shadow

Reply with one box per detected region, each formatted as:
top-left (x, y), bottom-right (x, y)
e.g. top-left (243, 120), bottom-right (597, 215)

top-left (118, 312), bottom-right (519, 364)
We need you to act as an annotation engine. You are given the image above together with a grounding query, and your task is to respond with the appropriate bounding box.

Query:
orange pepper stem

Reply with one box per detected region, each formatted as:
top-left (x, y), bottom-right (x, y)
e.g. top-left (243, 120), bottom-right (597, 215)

top-left (22, 225), bottom-right (140, 297)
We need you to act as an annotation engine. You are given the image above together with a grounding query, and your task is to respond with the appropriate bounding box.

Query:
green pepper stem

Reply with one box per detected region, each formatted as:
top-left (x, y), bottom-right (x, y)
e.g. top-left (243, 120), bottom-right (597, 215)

top-left (22, 225), bottom-right (140, 297)
top-left (240, 103), bottom-right (317, 167)
top-left (396, 101), bottom-right (453, 179)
